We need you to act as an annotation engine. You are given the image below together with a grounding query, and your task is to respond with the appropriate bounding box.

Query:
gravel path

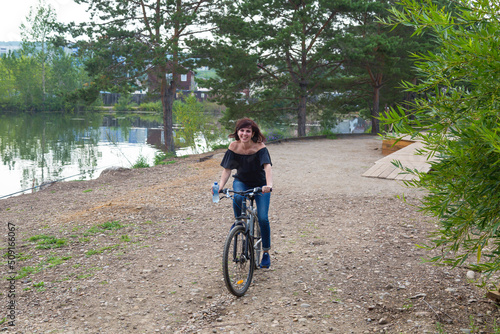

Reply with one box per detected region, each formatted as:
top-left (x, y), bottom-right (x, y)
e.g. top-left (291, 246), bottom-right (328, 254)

top-left (1, 136), bottom-right (498, 333)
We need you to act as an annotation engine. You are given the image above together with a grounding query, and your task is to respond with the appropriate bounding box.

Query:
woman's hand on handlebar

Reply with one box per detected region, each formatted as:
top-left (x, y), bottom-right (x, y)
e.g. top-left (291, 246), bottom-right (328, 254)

top-left (262, 185), bottom-right (272, 193)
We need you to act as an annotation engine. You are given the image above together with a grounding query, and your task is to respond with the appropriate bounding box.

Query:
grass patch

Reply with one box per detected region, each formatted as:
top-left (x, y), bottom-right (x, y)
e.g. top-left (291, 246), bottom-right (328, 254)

top-left (328, 287), bottom-right (342, 303)
top-left (47, 256), bottom-right (71, 268)
top-left (3, 252), bottom-right (32, 261)
top-left (85, 244), bottom-right (119, 257)
top-left (88, 266), bottom-right (102, 271)
top-left (83, 189), bottom-right (93, 193)
top-left (85, 249), bottom-right (101, 257)
top-left (84, 221), bottom-right (123, 236)
top-left (121, 235), bottom-right (131, 242)
top-left (8, 255), bottom-right (71, 280)
top-left (14, 266), bottom-right (42, 280)
top-left (28, 235), bottom-right (67, 249)
top-left (76, 273), bottom-right (93, 280)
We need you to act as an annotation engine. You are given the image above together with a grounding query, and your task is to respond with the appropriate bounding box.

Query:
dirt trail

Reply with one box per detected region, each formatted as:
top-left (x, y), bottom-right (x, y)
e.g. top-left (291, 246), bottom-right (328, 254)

top-left (1, 136), bottom-right (498, 334)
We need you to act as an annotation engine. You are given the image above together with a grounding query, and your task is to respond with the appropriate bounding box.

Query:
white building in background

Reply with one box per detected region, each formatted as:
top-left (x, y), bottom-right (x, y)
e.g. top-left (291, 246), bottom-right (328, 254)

top-left (0, 44), bottom-right (21, 55)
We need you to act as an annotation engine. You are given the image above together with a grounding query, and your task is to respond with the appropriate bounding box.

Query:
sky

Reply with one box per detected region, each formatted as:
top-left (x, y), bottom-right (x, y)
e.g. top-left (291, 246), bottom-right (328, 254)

top-left (1, 0), bottom-right (89, 42)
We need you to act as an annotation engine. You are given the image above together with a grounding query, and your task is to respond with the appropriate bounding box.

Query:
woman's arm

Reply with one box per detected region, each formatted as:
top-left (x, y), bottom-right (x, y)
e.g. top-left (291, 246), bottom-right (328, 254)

top-left (218, 168), bottom-right (232, 191)
top-left (263, 163), bottom-right (273, 193)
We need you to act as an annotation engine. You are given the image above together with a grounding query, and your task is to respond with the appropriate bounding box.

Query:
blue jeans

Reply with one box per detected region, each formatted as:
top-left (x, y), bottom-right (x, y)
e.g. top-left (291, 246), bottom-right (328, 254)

top-left (232, 179), bottom-right (271, 251)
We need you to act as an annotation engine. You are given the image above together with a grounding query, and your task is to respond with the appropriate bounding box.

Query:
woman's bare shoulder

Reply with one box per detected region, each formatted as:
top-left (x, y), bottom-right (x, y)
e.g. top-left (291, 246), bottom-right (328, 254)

top-left (228, 141), bottom-right (238, 151)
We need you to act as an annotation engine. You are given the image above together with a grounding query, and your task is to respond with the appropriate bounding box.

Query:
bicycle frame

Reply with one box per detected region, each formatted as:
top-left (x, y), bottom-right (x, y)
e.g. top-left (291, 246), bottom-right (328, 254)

top-left (243, 197), bottom-right (262, 269)
top-left (221, 187), bottom-right (265, 296)
top-left (224, 188), bottom-right (262, 268)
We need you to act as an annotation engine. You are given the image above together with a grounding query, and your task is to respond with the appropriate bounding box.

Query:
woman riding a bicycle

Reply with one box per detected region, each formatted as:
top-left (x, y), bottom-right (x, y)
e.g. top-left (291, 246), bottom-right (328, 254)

top-left (214, 118), bottom-right (273, 268)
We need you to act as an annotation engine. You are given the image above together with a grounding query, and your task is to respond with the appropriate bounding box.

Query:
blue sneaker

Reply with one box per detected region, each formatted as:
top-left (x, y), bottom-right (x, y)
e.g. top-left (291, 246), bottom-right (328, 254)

top-left (260, 253), bottom-right (270, 268)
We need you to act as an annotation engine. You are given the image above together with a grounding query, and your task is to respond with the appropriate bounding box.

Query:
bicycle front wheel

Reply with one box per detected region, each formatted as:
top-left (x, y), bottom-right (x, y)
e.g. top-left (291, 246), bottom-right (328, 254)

top-left (222, 225), bottom-right (254, 297)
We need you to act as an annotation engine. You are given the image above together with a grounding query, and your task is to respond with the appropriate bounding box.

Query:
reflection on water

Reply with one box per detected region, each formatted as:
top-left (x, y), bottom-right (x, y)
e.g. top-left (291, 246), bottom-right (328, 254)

top-left (0, 112), bottom-right (224, 199)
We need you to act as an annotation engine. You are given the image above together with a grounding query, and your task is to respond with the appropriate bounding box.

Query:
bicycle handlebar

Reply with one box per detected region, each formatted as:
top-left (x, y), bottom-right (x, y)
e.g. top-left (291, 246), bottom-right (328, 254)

top-left (221, 187), bottom-right (272, 196)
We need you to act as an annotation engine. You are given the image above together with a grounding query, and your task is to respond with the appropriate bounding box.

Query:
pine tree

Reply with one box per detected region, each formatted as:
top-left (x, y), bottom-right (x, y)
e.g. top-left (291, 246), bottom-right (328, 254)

top-left (197, 0), bottom-right (356, 136)
top-left (69, 0), bottom-right (213, 152)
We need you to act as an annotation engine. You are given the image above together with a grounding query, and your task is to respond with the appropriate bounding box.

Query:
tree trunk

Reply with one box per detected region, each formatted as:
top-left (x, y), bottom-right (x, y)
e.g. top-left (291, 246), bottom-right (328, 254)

top-left (160, 71), bottom-right (175, 153)
top-left (159, 0), bottom-right (181, 153)
top-left (367, 70), bottom-right (383, 135)
top-left (41, 40), bottom-right (46, 103)
top-left (42, 61), bottom-right (46, 102)
top-left (371, 84), bottom-right (380, 134)
top-left (297, 83), bottom-right (307, 137)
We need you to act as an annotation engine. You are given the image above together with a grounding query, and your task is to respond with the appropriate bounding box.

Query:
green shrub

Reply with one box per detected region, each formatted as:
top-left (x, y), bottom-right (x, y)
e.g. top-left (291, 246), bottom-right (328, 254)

top-left (140, 101), bottom-right (162, 112)
top-left (211, 143), bottom-right (229, 150)
top-left (114, 92), bottom-right (133, 111)
top-left (383, 0), bottom-right (500, 274)
top-left (132, 155), bottom-right (150, 168)
top-left (307, 128), bottom-right (337, 139)
top-left (153, 152), bottom-right (176, 165)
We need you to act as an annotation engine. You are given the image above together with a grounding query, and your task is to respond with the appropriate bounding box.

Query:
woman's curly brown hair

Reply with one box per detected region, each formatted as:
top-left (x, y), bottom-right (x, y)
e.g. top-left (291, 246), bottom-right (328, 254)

top-left (229, 118), bottom-right (266, 143)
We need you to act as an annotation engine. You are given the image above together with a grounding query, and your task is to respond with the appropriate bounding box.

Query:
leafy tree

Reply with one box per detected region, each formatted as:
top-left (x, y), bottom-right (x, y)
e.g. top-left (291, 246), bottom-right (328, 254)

top-left (0, 55), bottom-right (17, 108)
top-left (382, 0), bottom-right (500, 274)
top-left (49, 49), bottom-right (91, 111)
top-left (11, 55), bottom-right (44, 110)
top-left (20, 0), bottom-right (58, 102)
top-left (2, 0), bottom-right (89, 112)
top-left (49, 51), bottom-right (81, 95)
top-left (69, 0), bottom-right (213, 153)
top-left (173, 94), bottom-right (214, 149)
top-left (198, 0), bottom-right (358, 136)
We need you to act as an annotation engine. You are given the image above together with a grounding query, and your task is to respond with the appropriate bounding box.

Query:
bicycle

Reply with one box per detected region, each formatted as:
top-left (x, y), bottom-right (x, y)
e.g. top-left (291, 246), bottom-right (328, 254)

top-left (220, 187), bottom-right (264, 297)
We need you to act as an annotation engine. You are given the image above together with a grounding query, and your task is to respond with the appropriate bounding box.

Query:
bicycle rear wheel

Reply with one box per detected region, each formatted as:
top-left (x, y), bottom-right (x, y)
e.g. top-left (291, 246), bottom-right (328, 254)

top-left (253, 218), bottom-right (262, 269)
top-left (222, 225), bottom-right (254, 297)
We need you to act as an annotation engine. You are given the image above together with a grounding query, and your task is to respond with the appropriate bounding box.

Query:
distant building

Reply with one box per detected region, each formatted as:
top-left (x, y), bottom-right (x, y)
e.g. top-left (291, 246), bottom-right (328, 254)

top-left (147, 66), bottom-right (197, 92)
top-left (0, 44), bottom-right (21, 56)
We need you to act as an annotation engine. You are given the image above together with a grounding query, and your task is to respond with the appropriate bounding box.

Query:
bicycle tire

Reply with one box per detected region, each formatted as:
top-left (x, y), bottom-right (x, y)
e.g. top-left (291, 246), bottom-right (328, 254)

top-left (222, 225), bottom-right (254, 297)
top-left (253, 218), bottom-right (262, 269)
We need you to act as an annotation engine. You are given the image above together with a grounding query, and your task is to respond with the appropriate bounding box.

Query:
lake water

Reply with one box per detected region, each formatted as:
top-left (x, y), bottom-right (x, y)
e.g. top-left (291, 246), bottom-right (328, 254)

top-left (0, 112), bottom-right (221, 199)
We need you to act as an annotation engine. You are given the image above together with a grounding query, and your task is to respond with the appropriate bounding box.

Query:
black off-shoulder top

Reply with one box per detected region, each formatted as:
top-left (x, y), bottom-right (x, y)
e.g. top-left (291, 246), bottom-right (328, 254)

top-left (220, 147), bottom-right (272, 187)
